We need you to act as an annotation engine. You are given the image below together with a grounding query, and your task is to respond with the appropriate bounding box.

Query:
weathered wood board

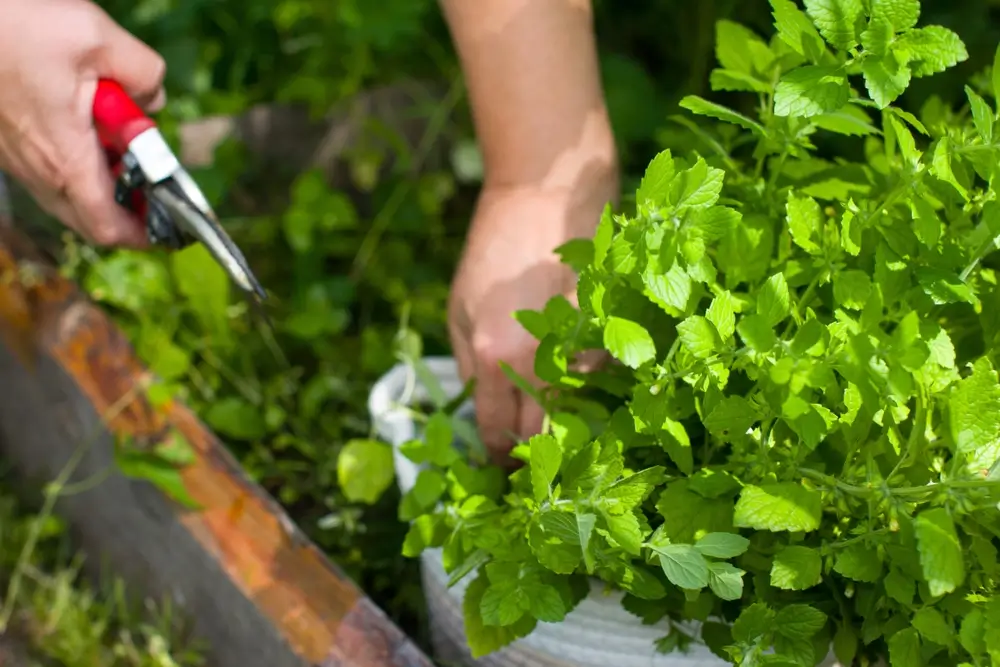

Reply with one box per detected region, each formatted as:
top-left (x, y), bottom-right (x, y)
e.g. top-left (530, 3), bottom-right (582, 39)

top-left (0, 222), bottom-right (433, 667)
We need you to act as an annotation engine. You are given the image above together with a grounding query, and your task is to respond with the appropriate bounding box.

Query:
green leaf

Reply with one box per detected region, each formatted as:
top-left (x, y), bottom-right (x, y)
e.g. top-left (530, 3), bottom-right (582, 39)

top-left (734, 483), bottom-right (822, 532)
top-left (707, 291), bottom-right (736, 340)
top-left (950, 357), bottom-right (1000, 471)
top-left (888, 627), bottom-right (922, 667)
top-left (913, 507), bottom-right (965, 597)
top-left (813, 106), bottom-right (879, 136)
top-left (911, 607), bottom-right (954, 649)
top-left (774, 66), bottom-right (850, 118)
top-left (738, 314), bottom-right (779, 352)
top-left (884, 567), bottom-right (915, 605)
top-left (337, 439), bottom-right (395, 505)
top-left (424, 412), bottom-right (459, 466)
top-left (171, 243), bottom-right (231, 344)
top-left (603, 510), bottom-right (646, 556)
top-left (636, 149), bottom-right (675, 207)
top-left (680, 96), bottom-right (765, 134)
top-left (771, 546), bottom-right (823, 590)
top-left (757, 273), bottom-right (792, 326)
top-left (715, 19), bottom-right (774, 75)
top-left (529, 434), bottom-right (562, 502)
top-left (704, 396), bottom-right (759, 441)
top-left (205, 397), bottom-right (266, 440)
top-left (870, 0), bottom-right (920, 31)
top-left (464, 574), bottom-right (536, 657)
top-left (833, 542), bottom-right (883, 582)
top-left (775, 604), bottom-right (828, 640)
top-left (604, 317), bottom-right (657, 369)
top-left (861, 16), bottom-right (893, 56)
top-left (399, 469), bottom-right (447, 521)
top-left (862, 55), bottom-right (912, 109)
top-left (670, 157), bottom-right (725, 211)
top-left (966, 85), bottom-right (994, 143)
top-left (804, 0), bottom-right (863, 49)
top-left (707, 561), bottom-right (745, 600)
top-left (833, 270), bottom-right (872, 310)
top-left (652, 544), bottom-right (710, 590)
top-left (527, 583), bottom-right (567, 623)
top-left (643, 263), bottom-right (692, 316)
top-left (770, 0), bottom-right (826, 60)
top-left (695, 532), bottom-right (750, 558)
top-left (786, 193), bottom-right (824, 254)
top-left (677, 316), bottom-right (723, 359)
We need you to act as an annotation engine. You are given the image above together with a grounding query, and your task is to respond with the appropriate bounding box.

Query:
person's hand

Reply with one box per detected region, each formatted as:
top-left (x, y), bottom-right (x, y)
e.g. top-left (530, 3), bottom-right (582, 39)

top-left (0, 0), bottom-right (166, 246)
top-left (449, 180), bottom-right (615, 465)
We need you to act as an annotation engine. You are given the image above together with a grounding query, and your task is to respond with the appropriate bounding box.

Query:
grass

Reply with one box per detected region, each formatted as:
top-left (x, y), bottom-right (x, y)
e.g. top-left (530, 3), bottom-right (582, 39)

top-left (0, 464), bottom-right (205, 667)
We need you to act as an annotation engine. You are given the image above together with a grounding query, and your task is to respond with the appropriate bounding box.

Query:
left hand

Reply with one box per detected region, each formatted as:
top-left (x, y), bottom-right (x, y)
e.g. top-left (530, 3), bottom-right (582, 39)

top-left (448, 180), bottom-right (614, 465)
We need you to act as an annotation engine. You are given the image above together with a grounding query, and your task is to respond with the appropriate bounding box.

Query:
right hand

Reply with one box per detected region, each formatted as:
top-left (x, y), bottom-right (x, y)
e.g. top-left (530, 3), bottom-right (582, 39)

top-left (0, 0), bottom-right (166, 246)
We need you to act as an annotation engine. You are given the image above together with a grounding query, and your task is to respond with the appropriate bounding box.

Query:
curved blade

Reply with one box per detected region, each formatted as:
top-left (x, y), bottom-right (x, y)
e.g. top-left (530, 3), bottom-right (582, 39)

top-left (151, 182), bottom-right (267, 302)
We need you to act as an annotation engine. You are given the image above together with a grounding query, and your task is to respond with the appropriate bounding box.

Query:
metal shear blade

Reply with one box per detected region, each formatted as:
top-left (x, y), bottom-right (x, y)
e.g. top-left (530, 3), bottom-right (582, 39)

top-left (151, 179), bottom-right (267, 302)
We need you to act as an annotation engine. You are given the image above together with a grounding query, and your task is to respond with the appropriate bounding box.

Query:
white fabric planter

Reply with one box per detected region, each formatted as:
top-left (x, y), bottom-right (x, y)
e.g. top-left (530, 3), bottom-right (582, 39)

top-left (369, 357), bottom-right (842, 667)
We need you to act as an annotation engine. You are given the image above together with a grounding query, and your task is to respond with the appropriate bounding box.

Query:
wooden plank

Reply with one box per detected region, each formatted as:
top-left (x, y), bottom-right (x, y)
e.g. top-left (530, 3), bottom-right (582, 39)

top-left (0, 223), bottom-right (433, 667)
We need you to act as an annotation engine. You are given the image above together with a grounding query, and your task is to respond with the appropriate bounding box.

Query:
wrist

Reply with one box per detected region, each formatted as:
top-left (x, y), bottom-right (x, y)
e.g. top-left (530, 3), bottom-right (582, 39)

top-left (480, 108), bottom-right (619, 203)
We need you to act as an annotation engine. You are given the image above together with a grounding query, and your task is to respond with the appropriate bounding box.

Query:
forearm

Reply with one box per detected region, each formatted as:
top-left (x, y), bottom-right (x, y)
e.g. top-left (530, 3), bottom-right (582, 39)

top-left (440, 0), bottom-right (618, 197)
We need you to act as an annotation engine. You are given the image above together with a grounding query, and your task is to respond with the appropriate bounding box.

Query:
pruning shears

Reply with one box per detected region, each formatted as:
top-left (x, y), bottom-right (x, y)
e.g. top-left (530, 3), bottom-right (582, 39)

top-left (91, 78), bottom-right (267, 304)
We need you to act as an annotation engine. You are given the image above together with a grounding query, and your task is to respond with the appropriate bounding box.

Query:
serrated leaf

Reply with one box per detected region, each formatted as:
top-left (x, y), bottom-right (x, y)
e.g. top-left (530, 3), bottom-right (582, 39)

top-left (738, 313), bottom-right (779, 352)
top-left (677, 315), bottom-right (723, 359)
top-left (888, 627), bottom-right (921, 667)
top-left (870, 0), bottom-right (920, 31)
top-left (704, 396), bottom-right (759, 441)
top-left (861, 16), bottom-right (893, 56)
top-left (893, 25), bottom-right (969, 77)
top-left (707, 291), bottom-right (736, 340)
top-left (464, 574), bottom-right (536, 658)
top-left (833, 542), bottom-right (882, 582)
top-left (771, 0), bottom-right (826, 60)
top-left (734, 483), bottom-right (822, 532)
top-left (913, 507), bottom-right (965, 597)
top-left (670, 158), bottom-right (725, 211)
top-left (911, 607), bottom-right (954, 649)
top-left (695, 532), bottom-right (750, 558)
top-left (604, 317), bottom-right (657, 369)
top-left (804, 0), bottom-right (864, 49)
top-left (774, 66), bottom-right (850, 117)
top-left (680, 96), bottom-right (765, 134)
top-left (707, 561), bottom-right (745, 600)
top-left (636, 150), bottom-right (675, 207)
top-left (652, 544), bottom-right (710, 590)
top-left (757, 273), bottom-right (792, 326)
top-left (833, 270), bottom-right (872, 310)
top-left (862, 55), bottom-right (912, 109)
top-left (965, 85), bottom-right (994, 142)
top-left (775, 604), bottom-right (828, 640)
top-left (644, 262), bottom-right (691, 316)
top-left (715, 19), bottom-right (774, 75)
top-left (710, 69), bottom-right (771, 93)
top-left (529, 434), bottom-right (561, 502)
top-left (786, 193), bottom-right (824, 254)
top-left (813, 107), bottom-right (879, 136)
top-left (771, 546), bottom-right (823, 590)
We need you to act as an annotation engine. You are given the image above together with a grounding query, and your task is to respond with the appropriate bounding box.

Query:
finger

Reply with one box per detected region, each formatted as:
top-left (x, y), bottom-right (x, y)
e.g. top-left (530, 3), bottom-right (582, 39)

top-left (517, 394), bottom-right (545, 442)
top-left (63, 139), bottom-right (147, 247)
top-left (473, 362), bottom-right (520, 466)
top-left (93, 11), bottom-right (167, 111)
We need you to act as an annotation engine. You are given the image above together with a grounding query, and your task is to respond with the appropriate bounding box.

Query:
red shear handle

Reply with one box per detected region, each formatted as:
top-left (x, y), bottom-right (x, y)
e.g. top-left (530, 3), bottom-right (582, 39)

top-left (92, 79), bottom-right (157, 155)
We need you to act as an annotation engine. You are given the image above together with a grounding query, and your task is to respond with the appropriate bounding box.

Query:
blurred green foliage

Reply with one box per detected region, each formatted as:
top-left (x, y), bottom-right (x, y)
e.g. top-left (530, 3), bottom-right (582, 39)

top-left (63, 0), bottom-right (1000, 651)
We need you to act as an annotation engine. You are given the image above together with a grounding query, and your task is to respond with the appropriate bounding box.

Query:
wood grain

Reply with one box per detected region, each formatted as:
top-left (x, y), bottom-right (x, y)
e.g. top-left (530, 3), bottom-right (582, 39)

top-left (0, 224), bottom-right (433, 667)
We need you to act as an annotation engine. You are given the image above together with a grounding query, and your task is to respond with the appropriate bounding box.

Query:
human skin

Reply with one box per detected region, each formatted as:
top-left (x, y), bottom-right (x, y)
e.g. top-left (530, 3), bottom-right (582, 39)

top-left (0, 0), bottom-right (166, 247)
top-left (439, 0), bottom-right (619, 464)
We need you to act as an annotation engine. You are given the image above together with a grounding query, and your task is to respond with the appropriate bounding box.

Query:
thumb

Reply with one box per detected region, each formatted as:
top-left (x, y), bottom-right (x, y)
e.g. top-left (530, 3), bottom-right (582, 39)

top-left (92, 11), bottom-right (167, 112)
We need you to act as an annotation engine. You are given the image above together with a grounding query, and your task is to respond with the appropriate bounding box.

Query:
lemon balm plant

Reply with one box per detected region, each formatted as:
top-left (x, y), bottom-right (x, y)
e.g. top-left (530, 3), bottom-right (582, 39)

top-left (397, 1), bottom-right (1000, 664)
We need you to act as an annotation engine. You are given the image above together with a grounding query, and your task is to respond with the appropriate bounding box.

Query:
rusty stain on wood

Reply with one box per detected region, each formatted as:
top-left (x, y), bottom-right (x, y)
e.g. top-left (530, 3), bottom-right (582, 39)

top-left (0, 226), bottom-right (433, 667)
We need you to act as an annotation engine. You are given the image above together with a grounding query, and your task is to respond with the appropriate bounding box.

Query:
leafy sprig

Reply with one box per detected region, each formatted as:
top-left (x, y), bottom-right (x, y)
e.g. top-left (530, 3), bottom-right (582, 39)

top-left (399, 0), bottom-right (1000, 665)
